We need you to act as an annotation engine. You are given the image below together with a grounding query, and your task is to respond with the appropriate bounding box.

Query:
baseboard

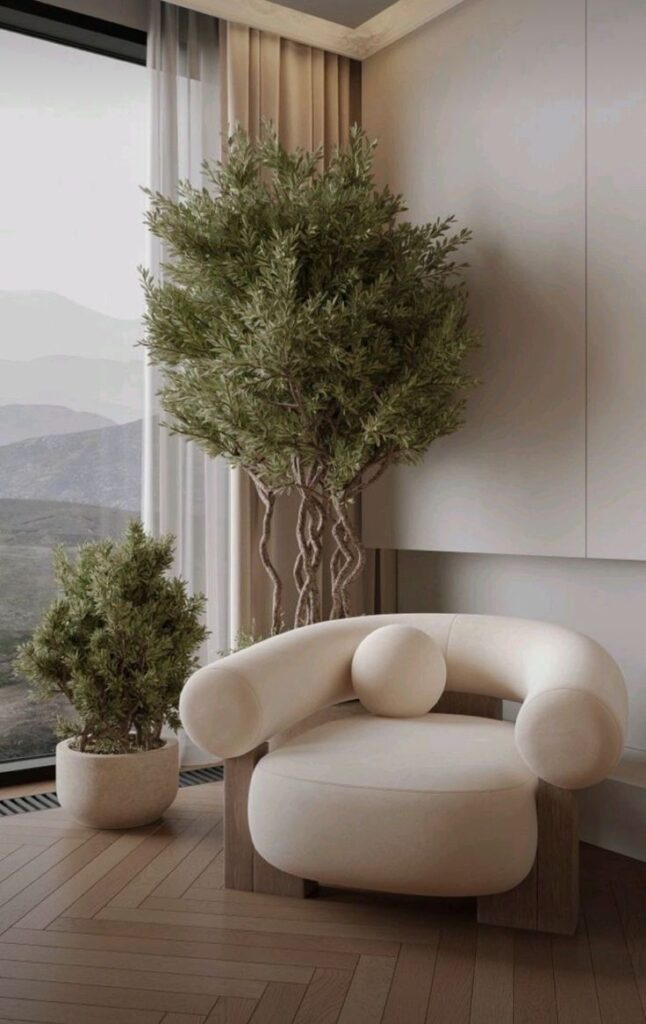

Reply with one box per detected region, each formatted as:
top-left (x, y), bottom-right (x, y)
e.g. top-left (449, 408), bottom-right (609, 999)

top-left (577, 748), bottom-right (646, 862)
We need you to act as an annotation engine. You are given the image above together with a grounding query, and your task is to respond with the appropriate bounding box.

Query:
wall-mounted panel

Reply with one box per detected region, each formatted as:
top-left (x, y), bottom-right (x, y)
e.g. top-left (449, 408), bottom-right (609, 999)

top-left (586, 0), bottom-right (646, 560)
top-left (362, 0), bottom-right (587, 556)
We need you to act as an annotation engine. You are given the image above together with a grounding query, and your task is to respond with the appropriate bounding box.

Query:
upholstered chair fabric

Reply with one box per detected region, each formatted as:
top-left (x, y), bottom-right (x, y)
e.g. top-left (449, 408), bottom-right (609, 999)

top-left (248, 707), bottom-right (537, 896)
top-left (180, 614), bottom-right (626, 899)
top-left (180, 613), bottom-right (627, 790)
top-left (351, 623), bottom-right (446, 717)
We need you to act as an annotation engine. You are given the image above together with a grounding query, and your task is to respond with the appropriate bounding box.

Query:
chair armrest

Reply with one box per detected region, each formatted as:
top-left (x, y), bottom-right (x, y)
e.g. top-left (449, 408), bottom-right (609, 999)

top-left (513, 628), bottom-right (627, 789)
top-left (446, 614), bottom-right (628, 790)
top-left (179, 620), bottom-right (371, 759)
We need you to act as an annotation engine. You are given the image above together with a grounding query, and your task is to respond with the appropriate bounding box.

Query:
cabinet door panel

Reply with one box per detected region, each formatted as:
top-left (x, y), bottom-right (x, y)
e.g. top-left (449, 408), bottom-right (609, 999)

top-left (586, 0), bottom-right (646, 560)
top-left (362, 0), bottom-right (586, 556)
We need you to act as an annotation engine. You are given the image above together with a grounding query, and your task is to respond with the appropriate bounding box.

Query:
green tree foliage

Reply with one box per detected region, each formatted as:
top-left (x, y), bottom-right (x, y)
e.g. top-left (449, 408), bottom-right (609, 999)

top-left (142, 126), bottom-right (479, 631)
top-left (15, 522), bottom-right (207, 754)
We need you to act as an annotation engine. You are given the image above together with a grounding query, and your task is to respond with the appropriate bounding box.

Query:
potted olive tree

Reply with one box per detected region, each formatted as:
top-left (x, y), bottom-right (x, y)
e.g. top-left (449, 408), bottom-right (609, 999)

top-left (142, 126), bottom-right (478, 634)
top-left (15, 521), bottom-right (207, 829)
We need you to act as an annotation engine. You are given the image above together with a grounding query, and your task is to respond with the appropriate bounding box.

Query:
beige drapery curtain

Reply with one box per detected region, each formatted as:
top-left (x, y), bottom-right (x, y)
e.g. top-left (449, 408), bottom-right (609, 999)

top-left (220, 23), bottom-right (364, 637)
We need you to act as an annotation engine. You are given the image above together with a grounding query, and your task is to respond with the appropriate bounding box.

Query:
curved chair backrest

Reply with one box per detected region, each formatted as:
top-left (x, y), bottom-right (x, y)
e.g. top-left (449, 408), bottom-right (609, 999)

top-left (180, 613), bottom-right (628, 788)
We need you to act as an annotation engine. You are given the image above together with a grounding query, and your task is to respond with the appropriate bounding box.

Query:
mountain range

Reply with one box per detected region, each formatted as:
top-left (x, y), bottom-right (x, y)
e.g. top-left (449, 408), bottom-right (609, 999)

top-left (0, 405), bottom-right (113, 447)
top-left (0, 356), bottom-right (143, 423)
top-left (0, 290), bottom-right (142, 362)
top-left (0, 420), bottom-right (141, 512)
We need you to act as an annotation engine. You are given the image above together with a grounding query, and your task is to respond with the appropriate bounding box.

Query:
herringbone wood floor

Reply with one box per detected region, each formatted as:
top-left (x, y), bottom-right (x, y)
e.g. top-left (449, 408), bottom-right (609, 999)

top-left (0, 781), bottom-right (643, 1024)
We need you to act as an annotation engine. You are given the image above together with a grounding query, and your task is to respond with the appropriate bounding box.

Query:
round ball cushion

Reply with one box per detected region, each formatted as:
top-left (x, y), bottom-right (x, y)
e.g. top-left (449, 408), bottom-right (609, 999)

top-left (351, 624), bottom-right (446, 717)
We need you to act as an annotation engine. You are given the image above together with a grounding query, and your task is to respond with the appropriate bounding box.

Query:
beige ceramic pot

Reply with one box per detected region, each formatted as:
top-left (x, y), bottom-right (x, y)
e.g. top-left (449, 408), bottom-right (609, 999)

top-left (56, 737), bottom-right (179, 829)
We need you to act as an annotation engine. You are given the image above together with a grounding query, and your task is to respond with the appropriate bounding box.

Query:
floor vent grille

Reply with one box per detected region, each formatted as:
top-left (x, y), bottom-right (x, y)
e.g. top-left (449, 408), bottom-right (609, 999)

top-left (0, 764), bottom-right (224, 816)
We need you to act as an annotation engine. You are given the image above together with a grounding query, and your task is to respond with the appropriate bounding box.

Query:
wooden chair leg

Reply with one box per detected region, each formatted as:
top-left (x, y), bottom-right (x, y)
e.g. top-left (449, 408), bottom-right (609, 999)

top-left (477, 861), bottom-right (538, 931)
top-left (536, 780), bottom-right (579, 934)
top-left (224, 744), bottom-right (267, 892)
top-left (253, 850), bottom-right (317, 898)
top-left (224, 744), bottom-right (316, 898)
top-left (477, 780), bottom-right (579, 935)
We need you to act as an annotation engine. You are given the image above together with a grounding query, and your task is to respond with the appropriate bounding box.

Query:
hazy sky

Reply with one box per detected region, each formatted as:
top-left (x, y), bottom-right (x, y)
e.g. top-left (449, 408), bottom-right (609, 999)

top-left (0, 28), bottom-right (148, 321)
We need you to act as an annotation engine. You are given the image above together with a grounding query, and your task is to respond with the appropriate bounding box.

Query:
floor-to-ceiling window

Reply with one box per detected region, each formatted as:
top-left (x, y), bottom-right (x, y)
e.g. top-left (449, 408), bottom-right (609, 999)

top-left (0, 6), bottom-right (147, 768)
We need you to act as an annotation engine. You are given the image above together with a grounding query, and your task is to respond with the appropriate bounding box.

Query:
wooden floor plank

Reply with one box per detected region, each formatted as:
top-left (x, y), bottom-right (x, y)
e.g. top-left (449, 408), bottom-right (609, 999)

top-left (552, 921), bottom-right (602, 1024)
top-left (612, 882), bottom-right (646, 1018)
top-left (146, 891), bottom-right (443, 931)
top-left (426, 917), bottom-right (477, 1024)
top-left (247, 982), bottom-right (306, 1024)
top-left (0, 840), bottom-right (24, 855)
top-left (205, 996), bottom-right (258, 1023)
top-left (109, 815), bottom-right (216, 910)
top-left (162, 1014), bottom-right (207, 1024)
top-left (337, 954), bottom-right (396, 1024)
top-left (63, 821), bottom-right (190, 919)
top-left (16, 829), bottom-right (158, 929)
top-left (470, 926), bottom-right (513, 1024)
top-left (0, 973), bottom-right (214, 1015)
top-left (0, 938), bottom-right (310, 986)
top-left (0, 994), bottom-right (163, 1023)
top-left (9, 922), bottom-right (358, 971)
top-left (382, 942), bottom-right (438, 1024)
top-left (512, 930), bottom-right (557, 1024)
top-left (0, 833), bottom-right (118, 936)
top-left (293, 968), bottom-right (353, 1024)
top-left (99, 903), bottom-right (437, 945)
top-left (155, 820), bottom-right (223, 900)
top-left (193, 849), bottom-right (225, 891)
top-left (0, 844), bottom-right (51, 884)
top-left (0, 953), bottom-right (265, 1003)
top-left (0, 837), bottom-right (89, 911)
top-left (582, 880), bottom-right (644, 1024)
top-left (51, 912), bottom-right (398, 957)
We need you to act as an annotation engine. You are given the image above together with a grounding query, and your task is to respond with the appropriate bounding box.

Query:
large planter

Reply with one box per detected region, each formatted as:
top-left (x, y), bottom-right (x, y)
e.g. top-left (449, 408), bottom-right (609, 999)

top-left (56, 737), bottom-right (179, 829)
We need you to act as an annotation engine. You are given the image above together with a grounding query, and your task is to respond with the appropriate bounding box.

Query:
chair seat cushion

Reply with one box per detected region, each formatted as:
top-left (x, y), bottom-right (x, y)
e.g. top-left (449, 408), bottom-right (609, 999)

top-left (248, 711), bottom-right (538, 897)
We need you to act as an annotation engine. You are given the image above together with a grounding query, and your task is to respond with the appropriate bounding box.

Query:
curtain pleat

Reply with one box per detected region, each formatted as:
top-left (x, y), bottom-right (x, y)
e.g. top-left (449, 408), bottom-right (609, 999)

top-left (145, 2), bottom-right (230, 670)
top-left (220, 22), bottom-right (359, 637)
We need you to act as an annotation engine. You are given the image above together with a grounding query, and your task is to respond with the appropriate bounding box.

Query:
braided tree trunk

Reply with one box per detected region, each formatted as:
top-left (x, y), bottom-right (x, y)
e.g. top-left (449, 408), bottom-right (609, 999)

top-left (329, 498), bottom-right (365, 620)
top-left (248, 457), bottom-right (391, 633)
top-left (248, 474), bottom-right (284, 637)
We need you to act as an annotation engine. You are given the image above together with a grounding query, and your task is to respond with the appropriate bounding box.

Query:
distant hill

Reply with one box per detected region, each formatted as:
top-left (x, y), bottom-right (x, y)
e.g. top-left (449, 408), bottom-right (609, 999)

top-left (0, 290), bottom-right (142, 362)
top-left (0, 356), bottom-right (143, 423)
top-left (0, 497), bottom-right (135, 552)
top-left (0, 420), bottom-right (141, 512)
top-left (0, 497), bottom-right (135, 636)
top-left (0, 405), bottom-right (114, 447)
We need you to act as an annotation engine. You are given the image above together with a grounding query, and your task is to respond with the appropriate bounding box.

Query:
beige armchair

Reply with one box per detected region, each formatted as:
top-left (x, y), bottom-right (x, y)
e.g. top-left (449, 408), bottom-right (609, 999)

top-left (180, 614), bottom-right (627, 934)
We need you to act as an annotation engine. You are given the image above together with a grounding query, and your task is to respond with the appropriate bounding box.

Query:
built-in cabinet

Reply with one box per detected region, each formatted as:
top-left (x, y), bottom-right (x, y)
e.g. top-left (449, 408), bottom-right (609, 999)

top-left (362, 0), bottom-right (646, 561)
top-left (586, 0), bottom-right (646, 560)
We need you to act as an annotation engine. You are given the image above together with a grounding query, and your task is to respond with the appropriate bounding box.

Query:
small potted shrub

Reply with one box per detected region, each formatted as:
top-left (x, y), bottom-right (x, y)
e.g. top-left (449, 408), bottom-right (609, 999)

top-left (15, 521), bottom-right (207, 829)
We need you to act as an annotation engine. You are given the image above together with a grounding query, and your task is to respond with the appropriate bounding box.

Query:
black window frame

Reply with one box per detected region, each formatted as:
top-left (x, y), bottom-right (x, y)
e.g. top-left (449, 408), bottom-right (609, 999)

top-left (0, 0), bottom-right (146, 65)
top-left (0, 1), bottom-right (147, 785)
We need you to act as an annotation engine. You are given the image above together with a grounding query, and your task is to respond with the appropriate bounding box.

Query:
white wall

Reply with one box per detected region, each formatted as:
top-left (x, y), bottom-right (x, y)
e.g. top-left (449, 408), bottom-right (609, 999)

top-left (362, 0), bottom-right (646, 563)
top-left (363, 0), bottom-right (588, 559)
top-left (362, 0), bottom-right (646, 761)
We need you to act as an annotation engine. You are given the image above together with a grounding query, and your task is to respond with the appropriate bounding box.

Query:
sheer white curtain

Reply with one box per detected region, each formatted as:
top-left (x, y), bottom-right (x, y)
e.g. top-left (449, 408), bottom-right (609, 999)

top-left (144, 2), bottom-right (230, 676)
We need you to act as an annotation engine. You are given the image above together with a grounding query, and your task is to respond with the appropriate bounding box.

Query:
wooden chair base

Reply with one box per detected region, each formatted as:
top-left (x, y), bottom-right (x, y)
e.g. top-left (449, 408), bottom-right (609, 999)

top-left (224, 745), bottom-right (316, 899)
top-left (478, 780), bottom-right (579, 935)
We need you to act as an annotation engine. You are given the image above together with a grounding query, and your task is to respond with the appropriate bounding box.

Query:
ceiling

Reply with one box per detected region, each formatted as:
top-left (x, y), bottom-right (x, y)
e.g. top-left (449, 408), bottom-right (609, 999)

top-left (174, 0), bottom-right (466, 60)
top-left (270, 0), bottom-right (398, 29)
